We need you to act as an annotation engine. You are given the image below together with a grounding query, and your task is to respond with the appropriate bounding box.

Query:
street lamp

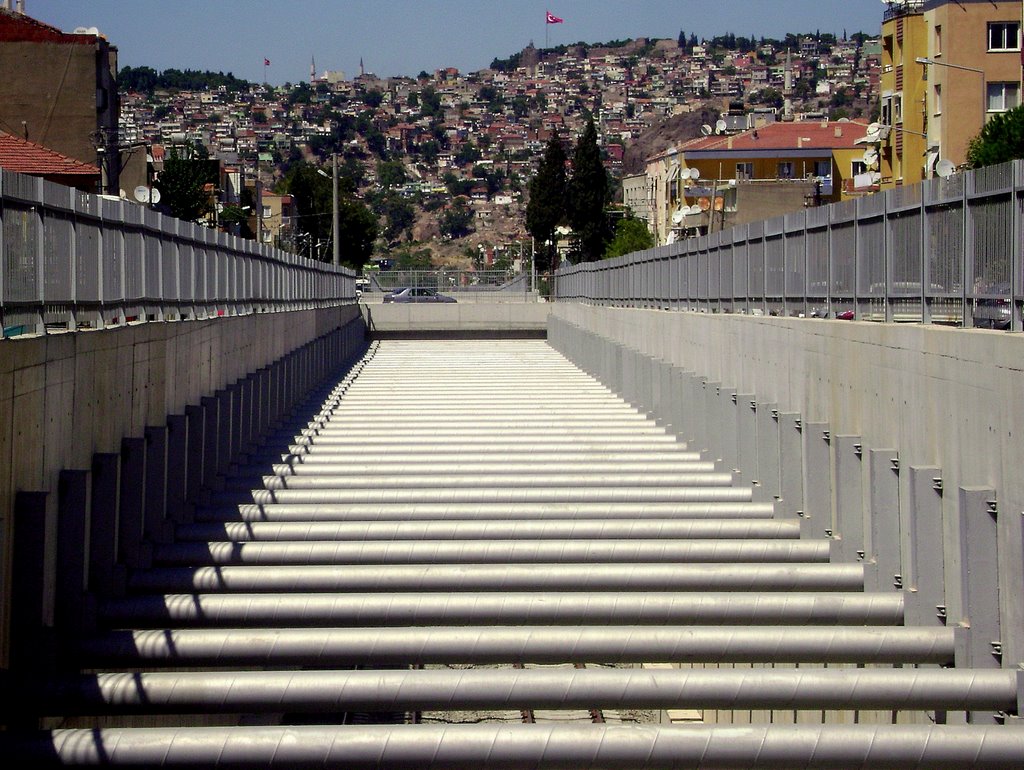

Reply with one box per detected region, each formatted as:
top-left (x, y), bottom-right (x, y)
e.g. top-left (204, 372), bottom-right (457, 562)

top-left (316, 153), bottom-right (340, 266)
top-left (915, 56), bottom-right (987, 153)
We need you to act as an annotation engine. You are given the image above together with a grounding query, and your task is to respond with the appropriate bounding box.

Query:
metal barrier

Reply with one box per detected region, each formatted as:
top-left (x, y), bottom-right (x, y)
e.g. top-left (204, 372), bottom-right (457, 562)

top-left (365, 269), bottom-right (537, 302)
top-left (0, 169), bottom-right (355, 337)
top-left (555, 160), bottom-right (1024, 330)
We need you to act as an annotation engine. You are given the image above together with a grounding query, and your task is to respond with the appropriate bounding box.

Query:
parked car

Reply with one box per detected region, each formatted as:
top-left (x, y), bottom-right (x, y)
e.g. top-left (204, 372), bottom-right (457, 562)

top-left (972, 282), bottom-right (1012, 329)
top-left (382, 287), bottom-right (457, 304)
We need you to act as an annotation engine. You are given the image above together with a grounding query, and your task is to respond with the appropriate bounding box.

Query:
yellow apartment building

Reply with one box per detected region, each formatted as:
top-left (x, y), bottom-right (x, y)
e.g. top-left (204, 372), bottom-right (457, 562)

top-left (645, 120), bottom-right (870, 246)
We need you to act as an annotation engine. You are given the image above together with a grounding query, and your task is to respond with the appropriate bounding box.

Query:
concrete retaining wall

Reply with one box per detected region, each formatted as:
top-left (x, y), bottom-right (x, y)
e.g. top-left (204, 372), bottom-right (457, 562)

top-left (0, 305), bottom-right (363, 669)
top-left (363, 302), bottom-right (550, 336)
top-left (549, 304), bottom-right (1024, 671)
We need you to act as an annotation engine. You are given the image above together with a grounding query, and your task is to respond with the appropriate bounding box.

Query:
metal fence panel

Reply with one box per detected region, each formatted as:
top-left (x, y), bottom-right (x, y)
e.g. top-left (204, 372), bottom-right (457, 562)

top-left (2, 205), bottom-right (38, 302)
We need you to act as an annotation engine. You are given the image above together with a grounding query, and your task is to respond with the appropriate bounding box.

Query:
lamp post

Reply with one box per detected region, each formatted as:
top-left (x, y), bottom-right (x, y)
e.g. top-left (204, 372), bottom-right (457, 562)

top-left (316, 154), bottom-right (340, 266)
top-left (915, 56), bottom-right (987, 161)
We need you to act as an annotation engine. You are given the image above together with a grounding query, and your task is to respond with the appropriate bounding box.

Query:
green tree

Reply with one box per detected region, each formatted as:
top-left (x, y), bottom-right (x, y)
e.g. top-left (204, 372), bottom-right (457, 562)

top-left (439, 199), bottom-right (475, 239)
top-left (567, 119), bottom-right (610, 262)
top-left (154, 143), bottom-right (217, 222)
top-left (525, 136), bottom-right (568, 272)
top-left (283, 162), bottom-right (377, 269)
top-left (966, 105), bottom-right (1024, 168)
top-left (377, 160), bottom-right (407, 191)
top-left (604, 216), bottom-right (654, 259)
top-left (380, 195), bottom-right (416, 245)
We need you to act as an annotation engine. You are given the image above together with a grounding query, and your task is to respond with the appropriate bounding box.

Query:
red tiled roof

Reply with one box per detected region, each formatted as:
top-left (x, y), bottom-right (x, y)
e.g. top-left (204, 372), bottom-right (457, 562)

top-left (0, 131), bottom-right (100, 176)
top-left (679, 120), bottom-right (870, 154)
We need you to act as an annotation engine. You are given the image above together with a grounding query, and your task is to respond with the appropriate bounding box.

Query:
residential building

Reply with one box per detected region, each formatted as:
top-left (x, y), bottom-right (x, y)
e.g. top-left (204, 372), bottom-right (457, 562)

top-left (621, 173), bottom-right (649, 221)
top-left (0, 6), bottom-right (120, 193)
top-left (878, 1), bottom-right (929, 186)
top-left (0, 130), bottom-right (101, 191)
top-left (922, 0), bottom-right (1021, 172)
top-left (878, 0), bottom-right (1022, 186)
top-left (646, 120), bottom-right (870, 245)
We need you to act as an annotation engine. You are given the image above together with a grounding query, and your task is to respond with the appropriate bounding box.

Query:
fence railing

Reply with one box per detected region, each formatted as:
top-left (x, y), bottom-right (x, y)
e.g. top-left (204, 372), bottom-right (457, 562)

top-left (555, 160), bottom-right (1024, 331)
top-left (364, 270), bottom-right (538, 302)
top-left (1, 170), bottom-right (355, 338)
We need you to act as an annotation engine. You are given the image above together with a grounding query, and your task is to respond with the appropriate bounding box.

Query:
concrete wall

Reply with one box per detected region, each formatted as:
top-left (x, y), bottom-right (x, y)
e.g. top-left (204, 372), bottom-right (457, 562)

top-left (0, 305), bottom-right (361, 666)
top-left (363, 302), bottom-right (550, 335)
top-left (549, 303), bottom-right (1024, 670)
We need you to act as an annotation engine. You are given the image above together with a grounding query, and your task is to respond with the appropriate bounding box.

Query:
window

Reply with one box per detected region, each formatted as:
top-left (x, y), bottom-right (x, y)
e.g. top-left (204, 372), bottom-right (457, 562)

top-left (880, 96), bottom-right (892, 126)
top-left (934, 84), bottom-right (942, 115)
top-left (987, 82), bottom-right (1020, 112)
top-left (935, 25), bottom-right (942, 56)
top-left (777, 162), bottom-right (794, 179)
top-left (988, 22), bottom-right (1020, 52)
top-left (851, 160), bottom-right (867, 177)
top-left (736, 162), bottom-right (754, 180)
top-left (813, 160), bottom-right (831, 178)
top-left (893, 93), bottom-right (903, 124)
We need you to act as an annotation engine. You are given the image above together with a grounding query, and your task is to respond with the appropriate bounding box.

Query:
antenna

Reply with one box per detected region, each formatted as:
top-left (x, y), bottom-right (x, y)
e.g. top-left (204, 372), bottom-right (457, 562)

top-left (672, 208), bottom-right (685, 225)
top-left (715, 119), bottom-right (727, 134)
top-left (935, 159), bottom-right (955, 178)
top-left (689, 167), bottom-right (700, 180)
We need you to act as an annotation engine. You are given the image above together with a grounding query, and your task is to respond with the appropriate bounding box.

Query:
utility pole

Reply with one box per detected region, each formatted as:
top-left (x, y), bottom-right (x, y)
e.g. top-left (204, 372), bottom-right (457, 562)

top-left (332, 153), bottom-right (340, 266)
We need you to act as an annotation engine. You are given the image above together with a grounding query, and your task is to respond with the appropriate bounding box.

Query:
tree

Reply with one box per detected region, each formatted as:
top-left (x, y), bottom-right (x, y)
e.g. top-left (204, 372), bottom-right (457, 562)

top-left (439, 198), bottom-right (475, 239)
top-left (604, 216), bottom-right (653, 259)
top-left (377, 160), bottom-right (407, 191)
top-left (380, 195), bottom-right (416, 244)
top-left (283, 162), bottom-right (377, 269)
top-left (567, 118), bottom-right (610, 262)
top-left (154, 143), bottom-right (217, 223)
top-left (525, 136), bottom-right (568, 272)
top-left (967, 105), bottom-right (1024, 168)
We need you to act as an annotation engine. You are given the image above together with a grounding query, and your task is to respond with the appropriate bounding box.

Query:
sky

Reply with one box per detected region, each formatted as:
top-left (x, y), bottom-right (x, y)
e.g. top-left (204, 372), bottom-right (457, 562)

top-left (26, 1), bottom-right (887, 85)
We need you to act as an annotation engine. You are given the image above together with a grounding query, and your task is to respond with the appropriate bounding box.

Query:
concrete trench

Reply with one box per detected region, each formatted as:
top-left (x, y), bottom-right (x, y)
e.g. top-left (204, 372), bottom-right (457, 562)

top-left (5, 338), bottom-right (1023, 766)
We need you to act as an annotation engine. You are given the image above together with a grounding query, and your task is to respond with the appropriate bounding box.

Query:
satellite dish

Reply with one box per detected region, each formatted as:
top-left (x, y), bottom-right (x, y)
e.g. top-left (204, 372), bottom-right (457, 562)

top-left (715, 119), bottom-right (727, 134)
top-left (689, 167), bottom-right (700, 180)
top-left (688, 205), bottom-right (703, 215)
top-left (133, 185), bottom-right (151, 203)
top-left (672, 208), bottom-right (685, 225)
top-left (935, 159), bottom-right (955, 178)
top-left (862, 149), bottom-right (878, 167)
top-left (700, 124), bottom-right (713, 136)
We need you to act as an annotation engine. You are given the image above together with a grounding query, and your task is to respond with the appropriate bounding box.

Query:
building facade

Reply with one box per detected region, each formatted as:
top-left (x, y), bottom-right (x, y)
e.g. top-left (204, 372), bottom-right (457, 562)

top-left (0, 7), bottom-right (120, 193)
top-left (645, 120), bottom-right (870, 246)
top-left (879, 0), bottom-right (1022, 186)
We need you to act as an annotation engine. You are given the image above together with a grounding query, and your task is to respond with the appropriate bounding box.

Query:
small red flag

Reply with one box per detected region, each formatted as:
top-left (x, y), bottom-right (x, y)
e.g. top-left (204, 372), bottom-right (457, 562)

top-left (264, 58), bottom-right (271, 66)
top-left (546, 11), bottom-right (563, 24)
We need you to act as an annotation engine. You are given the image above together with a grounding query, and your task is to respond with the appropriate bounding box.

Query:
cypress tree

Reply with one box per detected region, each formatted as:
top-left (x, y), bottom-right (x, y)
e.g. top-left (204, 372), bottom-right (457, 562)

top-left (567, 118), bottom-right (610, 262)
top-left (525, 136), bottom-right (568, 272)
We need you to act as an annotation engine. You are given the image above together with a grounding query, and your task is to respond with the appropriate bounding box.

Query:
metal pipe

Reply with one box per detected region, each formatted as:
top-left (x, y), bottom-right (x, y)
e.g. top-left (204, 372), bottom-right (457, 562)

top-left (258, 472), bottom-right (736, 490)
top-left (80, 626), bottom-right (954, 666)
top-left (197, 501), bottom-right (778, 522)
top-left (100, 591), bottom-right (904, 627)
top-left (173, 518), bottom-right (802, 542)
top-left (286, 450), bottom-right (706, 464)
top-left (268, 461), bottom-right (718, 476)
top-left (241, 487), bottom-right (755, 505)
top-left (33, 667), bottom-right (1018, 714)
top-left (127, 563), bottom-right (865, 593)
top-left (152, 540), bottom-right (830, 566)
top-left (9, 724), bottom-right (1021, 766)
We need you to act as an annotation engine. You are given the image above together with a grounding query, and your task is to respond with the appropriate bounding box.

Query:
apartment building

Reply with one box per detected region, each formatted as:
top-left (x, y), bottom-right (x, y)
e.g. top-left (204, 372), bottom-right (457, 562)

top-left (878, 0), bottom-right (1022, 186)
top-left (645, 120), bottom-right (870, 245)
top-left (0, 6), bottom-right (120, 193)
